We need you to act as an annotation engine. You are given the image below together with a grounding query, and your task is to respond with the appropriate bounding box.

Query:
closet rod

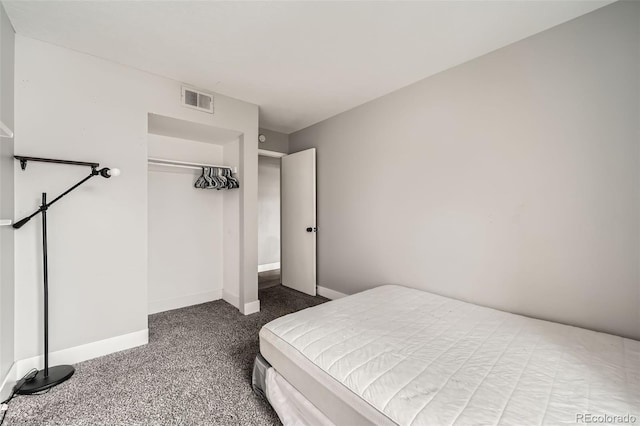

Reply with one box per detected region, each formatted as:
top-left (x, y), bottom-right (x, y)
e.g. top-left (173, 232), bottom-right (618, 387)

top-left (148, 157), bottom-right (237, 174)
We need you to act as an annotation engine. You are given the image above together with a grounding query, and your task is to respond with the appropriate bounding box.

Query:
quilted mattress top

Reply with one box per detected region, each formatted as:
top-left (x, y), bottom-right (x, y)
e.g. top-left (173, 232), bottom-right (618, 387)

top-left (264, 285), bottom-right (640, 425)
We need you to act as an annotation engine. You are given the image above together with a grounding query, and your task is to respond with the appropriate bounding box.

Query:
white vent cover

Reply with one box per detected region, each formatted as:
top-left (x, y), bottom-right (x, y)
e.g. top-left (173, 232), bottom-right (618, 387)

top-left (181, 86), bottom-right (214, 114)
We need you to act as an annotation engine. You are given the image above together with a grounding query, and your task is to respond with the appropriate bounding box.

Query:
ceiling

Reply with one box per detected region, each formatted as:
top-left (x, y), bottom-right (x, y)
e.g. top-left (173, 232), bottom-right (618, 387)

top-left (3, 1), bottom-right (612, 134)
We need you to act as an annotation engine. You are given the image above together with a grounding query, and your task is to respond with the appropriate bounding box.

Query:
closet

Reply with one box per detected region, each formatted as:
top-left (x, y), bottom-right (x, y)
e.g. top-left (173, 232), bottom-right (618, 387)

top-left (146, 113), bottom-right (241, 314)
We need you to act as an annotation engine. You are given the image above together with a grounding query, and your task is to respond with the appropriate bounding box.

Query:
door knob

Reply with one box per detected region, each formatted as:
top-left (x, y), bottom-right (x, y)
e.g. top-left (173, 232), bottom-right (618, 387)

top-left (306, 227), bottom-right (317, 232)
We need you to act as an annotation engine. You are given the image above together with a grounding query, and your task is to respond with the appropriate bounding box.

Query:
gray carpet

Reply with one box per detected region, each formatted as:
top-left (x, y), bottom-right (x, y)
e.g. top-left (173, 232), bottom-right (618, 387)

top-left (4, 285), bottom-right (327, 426)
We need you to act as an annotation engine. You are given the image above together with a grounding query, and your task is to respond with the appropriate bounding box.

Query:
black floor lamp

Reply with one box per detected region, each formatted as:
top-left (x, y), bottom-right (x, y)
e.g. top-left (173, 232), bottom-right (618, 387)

top-left (12, 156), bottom-right (120, 394)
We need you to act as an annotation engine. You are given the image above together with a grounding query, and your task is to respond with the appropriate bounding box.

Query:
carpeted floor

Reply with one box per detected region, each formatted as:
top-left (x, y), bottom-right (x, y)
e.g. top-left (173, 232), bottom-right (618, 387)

top-left (4, 285), bottom-right (327, 426)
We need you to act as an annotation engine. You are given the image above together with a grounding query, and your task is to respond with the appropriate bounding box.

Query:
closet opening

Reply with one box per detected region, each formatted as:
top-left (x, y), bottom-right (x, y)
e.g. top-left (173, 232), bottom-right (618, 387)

top-left (147, 113), bottom-right (243, 315)
top-left (258, 150), bottom-right (285, 290)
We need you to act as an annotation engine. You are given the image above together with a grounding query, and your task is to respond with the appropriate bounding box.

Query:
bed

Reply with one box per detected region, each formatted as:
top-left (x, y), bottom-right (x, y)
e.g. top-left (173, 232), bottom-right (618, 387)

top-left (254, 285), bottom-right (640, 425)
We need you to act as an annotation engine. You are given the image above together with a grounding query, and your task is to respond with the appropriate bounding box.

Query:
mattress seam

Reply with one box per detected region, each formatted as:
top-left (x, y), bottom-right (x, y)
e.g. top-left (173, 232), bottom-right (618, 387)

top-left (406, 313), bottom-right (515, 425)
top-left (484, 332), bottom-right (545, 426)
top-left (538, 327), bottom-right (570, 425)
top-left (378, 304), bottom-right (491, 413)
top-left (360, 302), bottom-right (479, 400)
top-left (340, 299), bottom-right (452, 386)
top-left (321, 299), bottom-right (450, 372)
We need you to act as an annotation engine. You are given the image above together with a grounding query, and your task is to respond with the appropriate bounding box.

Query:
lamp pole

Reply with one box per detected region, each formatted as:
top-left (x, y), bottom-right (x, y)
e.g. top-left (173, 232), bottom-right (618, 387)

top-left (41, 192), bottom-right (50, 377)
top-left (12, 159), bottom-right (119, 394)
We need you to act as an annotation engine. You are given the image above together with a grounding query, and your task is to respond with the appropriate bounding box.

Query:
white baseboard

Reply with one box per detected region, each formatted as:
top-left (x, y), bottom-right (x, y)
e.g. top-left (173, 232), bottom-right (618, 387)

top-left (14, 328), bottom-right (148, 378)
top-left (223, 291), bottom-right (260, 315)
top-left (258, 262), bottom-right (280, 273)
top-left (243, 300), bottom-right (260, 315)
top-left (223, 290), bottom-right (239, 309)
top-left (148, 289), bottom-right (223, 314)
top-left (0, 362), bottom-right (18, 402)
top-left (317, 286), bottom-right (348, 300)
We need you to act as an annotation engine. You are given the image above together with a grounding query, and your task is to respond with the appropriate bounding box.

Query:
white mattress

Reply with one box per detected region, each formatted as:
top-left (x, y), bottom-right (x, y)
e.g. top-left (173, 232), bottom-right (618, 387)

top-left (261, 285), bottom-right (640, 426)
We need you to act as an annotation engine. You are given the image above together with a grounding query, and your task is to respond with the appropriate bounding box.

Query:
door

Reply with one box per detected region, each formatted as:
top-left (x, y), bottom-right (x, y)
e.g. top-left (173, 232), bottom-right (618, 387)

top-left (281, 148), bottom-right (316, 295)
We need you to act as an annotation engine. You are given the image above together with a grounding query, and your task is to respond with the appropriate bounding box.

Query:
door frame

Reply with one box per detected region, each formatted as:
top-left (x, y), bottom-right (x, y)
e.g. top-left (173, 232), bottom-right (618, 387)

top-left (257, 149), bottom-right (286, 286)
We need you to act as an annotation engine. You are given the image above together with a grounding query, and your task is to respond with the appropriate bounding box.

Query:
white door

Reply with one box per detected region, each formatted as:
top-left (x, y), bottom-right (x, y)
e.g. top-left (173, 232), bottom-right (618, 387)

top-left (281, 148), bottom-right (316, 296)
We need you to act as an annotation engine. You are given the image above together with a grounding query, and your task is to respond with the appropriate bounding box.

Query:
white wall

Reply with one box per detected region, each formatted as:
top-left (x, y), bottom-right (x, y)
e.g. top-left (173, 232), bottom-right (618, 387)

top-left (258, 156), bottom-right (280, 267)
top-left (0, 2), bottom-right (14, 393)
top-left (148, 134), bottom-right (233, 314)
top-left (290, 2), bottom-right (640, 339)
top-left (13, 35), bottom-right (259, 364)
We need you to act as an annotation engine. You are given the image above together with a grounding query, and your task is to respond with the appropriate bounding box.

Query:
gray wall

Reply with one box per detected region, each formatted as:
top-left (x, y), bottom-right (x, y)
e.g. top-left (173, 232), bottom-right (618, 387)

top-left (258, 156), bottom-right (281, 266)
top-left (0, 2), bottom-right (14, 391)
top-left (259, 128), bottom-right (289, 154)
top-left (290, 1), bottom-right (640, 339)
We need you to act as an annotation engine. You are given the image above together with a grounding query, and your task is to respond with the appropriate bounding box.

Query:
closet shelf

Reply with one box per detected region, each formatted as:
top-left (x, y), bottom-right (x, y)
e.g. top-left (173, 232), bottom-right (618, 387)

top-left (0, 120), bottom-right (13, 138)
top-left (148, 157), bottom-right (237, 174)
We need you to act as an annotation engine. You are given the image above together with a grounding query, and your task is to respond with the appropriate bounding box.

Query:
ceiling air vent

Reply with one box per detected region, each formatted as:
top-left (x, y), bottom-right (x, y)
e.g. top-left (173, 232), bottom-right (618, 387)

top-left (181, 86), bottom-right (214, 114)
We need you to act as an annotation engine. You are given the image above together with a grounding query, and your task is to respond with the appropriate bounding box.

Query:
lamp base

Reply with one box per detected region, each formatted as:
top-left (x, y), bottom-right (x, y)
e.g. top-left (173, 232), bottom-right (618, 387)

top-left (16, 365), bottom-right (75, 394)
